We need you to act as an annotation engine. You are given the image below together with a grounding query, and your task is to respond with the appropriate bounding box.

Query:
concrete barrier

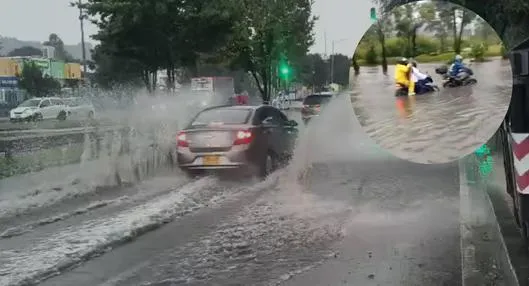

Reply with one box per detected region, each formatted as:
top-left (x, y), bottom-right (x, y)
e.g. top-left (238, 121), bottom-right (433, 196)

top-left (459, 156), bottom-right (519, 285)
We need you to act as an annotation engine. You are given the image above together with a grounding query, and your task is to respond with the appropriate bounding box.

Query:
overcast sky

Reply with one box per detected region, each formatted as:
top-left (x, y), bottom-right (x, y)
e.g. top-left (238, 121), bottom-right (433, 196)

top-left (0, 0), bottom-right (375, 56)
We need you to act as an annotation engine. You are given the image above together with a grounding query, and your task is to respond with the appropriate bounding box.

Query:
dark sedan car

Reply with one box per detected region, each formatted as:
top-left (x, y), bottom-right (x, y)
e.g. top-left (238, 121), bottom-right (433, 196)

top-left (300, 93), bottom-right (334, 124)
top-left (176, 105), bottom-right (298, 178)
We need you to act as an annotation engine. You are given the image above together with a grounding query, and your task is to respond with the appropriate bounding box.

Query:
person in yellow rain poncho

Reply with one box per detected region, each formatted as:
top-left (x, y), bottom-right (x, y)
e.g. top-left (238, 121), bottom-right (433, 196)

top-left (394, 58), bottom-right (415, 96)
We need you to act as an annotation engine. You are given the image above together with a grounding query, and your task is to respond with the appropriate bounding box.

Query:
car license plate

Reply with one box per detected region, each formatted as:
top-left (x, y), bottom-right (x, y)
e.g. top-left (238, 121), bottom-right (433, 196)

top-left (203, 155), bottom-right (220, 165)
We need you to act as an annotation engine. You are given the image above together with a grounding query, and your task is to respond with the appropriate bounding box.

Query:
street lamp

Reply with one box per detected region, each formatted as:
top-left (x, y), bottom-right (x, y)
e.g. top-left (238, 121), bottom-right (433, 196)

top-left (330, 38), bottom-right (347, 84)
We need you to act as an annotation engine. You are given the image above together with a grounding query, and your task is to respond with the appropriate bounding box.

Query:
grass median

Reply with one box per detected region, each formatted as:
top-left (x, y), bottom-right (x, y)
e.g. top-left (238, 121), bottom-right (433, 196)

top-left (0, 143), bottom-right (85, 179)
top-left (357, 44), bottom-right (504, 66)
top-left (0, 117), bottom-right (117, 132)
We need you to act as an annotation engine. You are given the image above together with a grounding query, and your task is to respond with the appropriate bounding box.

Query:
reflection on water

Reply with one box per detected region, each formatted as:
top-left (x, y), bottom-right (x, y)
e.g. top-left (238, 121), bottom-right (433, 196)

top-left (351, 59), bottom-right (512, 164)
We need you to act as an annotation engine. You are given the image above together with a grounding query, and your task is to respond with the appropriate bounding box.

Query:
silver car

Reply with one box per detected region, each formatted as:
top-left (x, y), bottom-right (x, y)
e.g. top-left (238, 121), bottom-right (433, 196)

top-left (176, 105), bottom-right (298, 178)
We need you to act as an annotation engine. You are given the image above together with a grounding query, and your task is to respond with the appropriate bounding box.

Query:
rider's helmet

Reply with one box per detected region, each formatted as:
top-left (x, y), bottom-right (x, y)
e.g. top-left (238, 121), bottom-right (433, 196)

top-left (397, 57), bottom-right (408, 65)
top-left (454, 54), bottom-right (463, 63)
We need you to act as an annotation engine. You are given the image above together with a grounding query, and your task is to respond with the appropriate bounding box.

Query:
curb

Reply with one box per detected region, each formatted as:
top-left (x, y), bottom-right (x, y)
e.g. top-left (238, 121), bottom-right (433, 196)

top-left (459, 157), bottom-right (519, 285)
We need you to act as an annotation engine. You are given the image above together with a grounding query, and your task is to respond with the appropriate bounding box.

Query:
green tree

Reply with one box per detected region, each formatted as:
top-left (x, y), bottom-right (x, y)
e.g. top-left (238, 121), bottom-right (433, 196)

top-left (43, 33), bottom-right (74, 61)
top-left (375, 0), bottom-right (527, 49)
top-left (299, 53), bottom-right (327, 90)
top-left (225, 0), bottom-right (316, 102)
top-left (351, 52), bottom-right (360, 74)
top-left (79, 0), bottom-right (236, 91)
top-left (391, 3), bottom-right (425, 57)
top-left (18, 62), bottom-right (61, 97)
top-left (7, 46), bottom-right (42, 57)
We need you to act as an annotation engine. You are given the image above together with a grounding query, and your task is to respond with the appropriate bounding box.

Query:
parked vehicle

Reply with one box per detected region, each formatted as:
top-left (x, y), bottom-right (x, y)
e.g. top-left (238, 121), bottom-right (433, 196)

top-left (176, 105), bottom-right (298, 178)
top-left (63, 97), bottom-right (96, 119)
top-left (496, 37), bottom-right (529, 246)
top-left (9, 97), bottom-right (68, 122)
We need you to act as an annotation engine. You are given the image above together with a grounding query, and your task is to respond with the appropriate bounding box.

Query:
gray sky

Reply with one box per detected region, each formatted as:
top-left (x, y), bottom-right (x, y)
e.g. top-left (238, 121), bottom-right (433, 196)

top-left (0, 0), bottom-right (374, 57)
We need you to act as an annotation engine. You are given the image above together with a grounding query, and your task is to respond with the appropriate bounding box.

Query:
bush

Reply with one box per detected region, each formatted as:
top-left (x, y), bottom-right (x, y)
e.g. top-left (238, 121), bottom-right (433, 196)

top-left (365, 45), bottom-right (378, 65)
top-left (470, 42), bottom-right (486, 61)
top-left (500, 44), bottom-right (508, 58)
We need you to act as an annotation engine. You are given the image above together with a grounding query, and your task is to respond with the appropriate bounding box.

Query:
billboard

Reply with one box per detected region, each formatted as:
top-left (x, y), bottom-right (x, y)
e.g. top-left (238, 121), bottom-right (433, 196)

top-left (29, 58), bottom-right (51, 77)
top-left (64, 63), bottom-right (81, 79)
top-left (0, 58), bottom-right (19, 76)
top-left (50, 60), bottom-right (65, 79)
top-left (0, 76), bottom-right (18, 87)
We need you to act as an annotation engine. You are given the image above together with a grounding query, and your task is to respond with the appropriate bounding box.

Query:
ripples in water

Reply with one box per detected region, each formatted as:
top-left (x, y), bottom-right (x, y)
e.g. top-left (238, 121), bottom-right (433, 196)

top-left (350, 59), bottom-right (512, 164)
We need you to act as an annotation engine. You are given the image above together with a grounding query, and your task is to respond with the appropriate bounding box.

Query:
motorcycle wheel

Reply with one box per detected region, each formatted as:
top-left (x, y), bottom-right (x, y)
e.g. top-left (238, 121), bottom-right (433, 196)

top-left (465, 79), bottom-right (477, 85)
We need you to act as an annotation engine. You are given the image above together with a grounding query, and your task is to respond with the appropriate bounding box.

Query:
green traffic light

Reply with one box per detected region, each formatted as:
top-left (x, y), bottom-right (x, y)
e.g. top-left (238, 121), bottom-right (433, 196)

top-left (370, 7), bottom-right (377, 22)
top-left (280, 66), bottom-right (290, 75)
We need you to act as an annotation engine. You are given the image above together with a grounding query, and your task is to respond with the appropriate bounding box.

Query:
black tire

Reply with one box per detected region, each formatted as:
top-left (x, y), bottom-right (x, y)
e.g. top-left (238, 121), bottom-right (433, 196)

top-left (465, 79), bottom-right (477, 85)
top-left (33, 113), bottom-right (43, 121)
top-left (57, 110), bottom-right (67, 121)
top-left (183, 168), bottom-right (204, 179)
top-left (258, 151), bottom-right (277, 179)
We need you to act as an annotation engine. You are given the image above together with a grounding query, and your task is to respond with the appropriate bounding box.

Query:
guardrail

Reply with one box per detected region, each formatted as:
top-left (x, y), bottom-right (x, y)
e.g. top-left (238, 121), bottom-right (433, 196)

top-left (0, 126), bottom-right (128, 158)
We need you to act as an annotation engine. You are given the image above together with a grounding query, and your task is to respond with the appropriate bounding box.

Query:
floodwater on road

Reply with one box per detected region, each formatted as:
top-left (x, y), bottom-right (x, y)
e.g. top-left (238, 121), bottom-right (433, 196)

top-left (351, 59), bottom-right (512, 164)
top-left (35, 95), bottom-right (462, 286)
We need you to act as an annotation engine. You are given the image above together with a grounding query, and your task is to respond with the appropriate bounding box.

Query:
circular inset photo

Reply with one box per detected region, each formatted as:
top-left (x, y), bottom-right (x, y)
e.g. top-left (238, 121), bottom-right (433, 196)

top-left (350, 1), bottom-right (512, 164)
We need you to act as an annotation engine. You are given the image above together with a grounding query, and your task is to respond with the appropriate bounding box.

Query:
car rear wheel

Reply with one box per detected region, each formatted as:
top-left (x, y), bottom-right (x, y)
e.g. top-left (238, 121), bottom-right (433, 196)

top-left (183, 168), bottom-right (205, 179)
top-left (33, 113), bottom-right (43, 121)
top-left (258, 151), bottom-right (277, 179)
top-left (57, 110), bottom-right (67, 121)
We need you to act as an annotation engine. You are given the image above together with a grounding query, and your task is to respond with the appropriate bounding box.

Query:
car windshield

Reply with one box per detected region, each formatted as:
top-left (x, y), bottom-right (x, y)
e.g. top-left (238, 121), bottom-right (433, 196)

top-left (191, 108), bottom-right (251, 126)
top-left (303, 95), bottom-right (332, 105)
top-left (18, 99), bottom-right (41, 107)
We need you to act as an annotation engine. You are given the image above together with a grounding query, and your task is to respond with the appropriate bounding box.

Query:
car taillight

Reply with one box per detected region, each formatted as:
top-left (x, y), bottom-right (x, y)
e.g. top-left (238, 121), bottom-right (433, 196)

top-left (176, 131), bottom-right (188, 147)
top-left (233, 130), bottom-right (253, 145)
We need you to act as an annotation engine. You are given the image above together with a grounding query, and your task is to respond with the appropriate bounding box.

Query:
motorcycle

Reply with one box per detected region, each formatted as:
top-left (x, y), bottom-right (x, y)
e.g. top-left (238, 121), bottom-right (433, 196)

top-left (394, 75), bottom-right (439, 97)
top-left (435, 65), bottom-right (478, 88)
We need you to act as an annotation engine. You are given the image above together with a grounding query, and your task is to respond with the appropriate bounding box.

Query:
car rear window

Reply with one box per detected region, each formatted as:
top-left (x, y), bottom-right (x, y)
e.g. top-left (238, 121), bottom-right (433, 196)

top-left (191, 108), bottom-right (251, 126)
top-left (303, 95), bottom-right (332, 105)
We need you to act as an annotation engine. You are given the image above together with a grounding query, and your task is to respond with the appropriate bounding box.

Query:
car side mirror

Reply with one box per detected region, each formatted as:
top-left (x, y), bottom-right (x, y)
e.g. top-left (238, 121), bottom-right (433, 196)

top-left (288, 120), bottom-right (298, 126)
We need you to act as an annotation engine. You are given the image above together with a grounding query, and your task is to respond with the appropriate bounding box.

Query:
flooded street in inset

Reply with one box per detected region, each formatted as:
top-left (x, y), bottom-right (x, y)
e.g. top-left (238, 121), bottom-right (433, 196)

top-left (351, 59), bottom-right (512, 163)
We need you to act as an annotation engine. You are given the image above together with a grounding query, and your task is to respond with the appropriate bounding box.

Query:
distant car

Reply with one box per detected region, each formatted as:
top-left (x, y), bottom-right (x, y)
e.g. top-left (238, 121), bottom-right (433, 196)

top-left (300, 93), bottom-right (334, 124)
top-left (176, 105), bottom-right (298, 178)
top-left (10, 97), bottom-right (68, 122)
top-left (64, 97), bottom-right (96, 119)
top-left (271, 93), bottom-right (291, 110)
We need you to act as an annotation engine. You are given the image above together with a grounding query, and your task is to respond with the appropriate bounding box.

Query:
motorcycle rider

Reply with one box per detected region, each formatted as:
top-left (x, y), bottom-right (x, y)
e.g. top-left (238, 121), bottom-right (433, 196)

top-left (410, 61), bottom-right (431, 94)
top-left (394, 57), bottom-right (415, 96)
top-left (448, 54), bottom-right (469, 82)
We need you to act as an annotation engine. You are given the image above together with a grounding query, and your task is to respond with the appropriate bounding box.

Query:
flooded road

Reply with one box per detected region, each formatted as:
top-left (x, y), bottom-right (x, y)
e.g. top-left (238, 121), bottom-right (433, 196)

top-left (22, 95), bottom-right (463, 286)
top-left (351, 59), bottom-right (512, 164)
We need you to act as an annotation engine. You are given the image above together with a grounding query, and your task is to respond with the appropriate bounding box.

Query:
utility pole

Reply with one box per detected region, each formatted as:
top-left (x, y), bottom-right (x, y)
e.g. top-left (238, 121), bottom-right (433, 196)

top-left (78, 0), bottom-right (87, 82)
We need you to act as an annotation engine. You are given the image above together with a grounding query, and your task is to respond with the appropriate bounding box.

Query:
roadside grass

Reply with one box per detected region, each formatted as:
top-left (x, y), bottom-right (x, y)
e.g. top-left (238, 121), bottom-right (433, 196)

top-left (357, 44), bottom-right (503, 66)
top-left (0, 143), bottom-right (84, 179)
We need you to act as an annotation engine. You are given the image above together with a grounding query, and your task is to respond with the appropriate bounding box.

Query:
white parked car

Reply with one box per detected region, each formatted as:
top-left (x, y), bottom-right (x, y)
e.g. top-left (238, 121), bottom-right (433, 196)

top-left (10, 97), bottom-right (68, 122)
top-left (63, 97), bottom-right (96, 119)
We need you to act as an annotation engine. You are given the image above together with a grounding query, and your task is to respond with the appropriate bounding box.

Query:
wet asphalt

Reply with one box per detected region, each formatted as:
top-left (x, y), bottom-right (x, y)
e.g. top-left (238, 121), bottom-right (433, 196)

top-left (35, 94), bottom-right (462, 286)
top-left (351, 59), bottom-right (512, 164)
